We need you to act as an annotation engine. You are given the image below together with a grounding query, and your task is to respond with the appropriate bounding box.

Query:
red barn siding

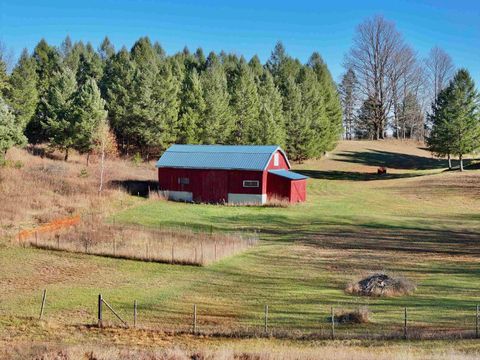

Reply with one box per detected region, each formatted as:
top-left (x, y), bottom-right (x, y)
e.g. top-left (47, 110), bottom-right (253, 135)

top-left (157, 149), bottom-right (306, 204)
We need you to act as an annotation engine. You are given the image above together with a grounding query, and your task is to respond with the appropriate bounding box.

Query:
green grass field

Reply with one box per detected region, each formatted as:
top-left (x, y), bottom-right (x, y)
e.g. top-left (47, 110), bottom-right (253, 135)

top-left (1, 140), bottom-right (480, 355)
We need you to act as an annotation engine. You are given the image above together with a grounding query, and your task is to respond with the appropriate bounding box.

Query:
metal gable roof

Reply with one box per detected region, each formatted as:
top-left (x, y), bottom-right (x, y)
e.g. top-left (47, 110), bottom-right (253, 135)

top-left (268, 169), bottom-right (308, 180)
top-left (156, 144), bottom-right (290, 171)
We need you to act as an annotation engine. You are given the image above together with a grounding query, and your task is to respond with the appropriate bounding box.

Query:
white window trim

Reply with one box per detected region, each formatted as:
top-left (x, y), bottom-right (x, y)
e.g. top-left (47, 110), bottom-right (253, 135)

top-left (243, 180), bottom-right (259, 188)
top-left (274, 153), bottom-right (279, 166)
top-left (178, 177), bottom-right (190, 185)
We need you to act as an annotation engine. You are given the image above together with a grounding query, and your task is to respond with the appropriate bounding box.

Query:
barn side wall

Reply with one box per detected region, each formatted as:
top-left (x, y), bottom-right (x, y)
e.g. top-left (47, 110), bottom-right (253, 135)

top-left (158, 168), bottom-right (266, 204)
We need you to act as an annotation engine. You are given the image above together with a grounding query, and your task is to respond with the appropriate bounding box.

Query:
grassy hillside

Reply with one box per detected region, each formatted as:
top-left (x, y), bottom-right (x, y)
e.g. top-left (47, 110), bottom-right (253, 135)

top-left (1, 140), bottom-right (480, 357)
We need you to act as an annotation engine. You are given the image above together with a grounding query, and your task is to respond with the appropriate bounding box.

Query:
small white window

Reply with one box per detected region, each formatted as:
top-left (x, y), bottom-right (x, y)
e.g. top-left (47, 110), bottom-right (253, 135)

top-left (274, 153), bottom-right (279, 166)
top-left (243, 180), bottom-right (259, 188)
top-left (178, 177), bottom-right (190, 185)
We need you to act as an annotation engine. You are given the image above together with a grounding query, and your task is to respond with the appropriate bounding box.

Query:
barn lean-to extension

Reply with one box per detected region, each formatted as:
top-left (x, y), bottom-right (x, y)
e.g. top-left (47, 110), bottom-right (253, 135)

top-left (156, 145), bottom-right (308, 205)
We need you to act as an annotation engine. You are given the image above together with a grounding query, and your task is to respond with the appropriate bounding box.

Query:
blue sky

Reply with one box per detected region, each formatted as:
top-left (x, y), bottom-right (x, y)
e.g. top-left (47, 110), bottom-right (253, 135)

top-left (1, 0), bottom-right (479, 84)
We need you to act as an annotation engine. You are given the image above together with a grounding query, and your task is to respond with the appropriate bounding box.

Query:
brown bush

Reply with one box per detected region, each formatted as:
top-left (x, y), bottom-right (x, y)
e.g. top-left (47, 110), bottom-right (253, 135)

top-left (335, 307), bottom-right (370, 324)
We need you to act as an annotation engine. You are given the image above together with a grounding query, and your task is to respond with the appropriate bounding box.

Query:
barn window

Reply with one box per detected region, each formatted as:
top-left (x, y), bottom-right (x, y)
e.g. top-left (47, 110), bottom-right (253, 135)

top-left (178, 177), bottom-right (190, 185)
top-left (243, 180), bottom-right (259, 188)
top-left (274, 153), bottom-right (279, 166)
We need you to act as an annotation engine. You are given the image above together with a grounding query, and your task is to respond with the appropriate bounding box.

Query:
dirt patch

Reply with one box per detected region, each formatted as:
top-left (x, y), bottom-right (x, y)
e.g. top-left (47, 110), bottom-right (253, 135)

top-left (346, 273), bottom-right (416, 297)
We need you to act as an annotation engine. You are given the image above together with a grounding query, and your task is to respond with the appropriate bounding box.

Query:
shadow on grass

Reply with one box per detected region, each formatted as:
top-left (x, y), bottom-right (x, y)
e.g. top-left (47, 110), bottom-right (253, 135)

top-left (296, 170), bottom-right (423, 181)
top-left (300, 226), bottom-right (480, 256)
top-left (335, 149), bottom-right (452, 170)
top-left (110, 179), bottom-right (159, 197)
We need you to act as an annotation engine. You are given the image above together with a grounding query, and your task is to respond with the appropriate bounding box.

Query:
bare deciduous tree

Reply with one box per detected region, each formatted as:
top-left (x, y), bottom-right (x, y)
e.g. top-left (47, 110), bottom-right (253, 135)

top-left (345, 15), bottom-right (406, 140)
top-left (425, 46), bottom-right (454, 103)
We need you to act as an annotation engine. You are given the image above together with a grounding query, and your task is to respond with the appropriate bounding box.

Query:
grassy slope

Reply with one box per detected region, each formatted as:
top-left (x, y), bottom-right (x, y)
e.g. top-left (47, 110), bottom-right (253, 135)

top-left (1, 140), bottom-right (480, 350)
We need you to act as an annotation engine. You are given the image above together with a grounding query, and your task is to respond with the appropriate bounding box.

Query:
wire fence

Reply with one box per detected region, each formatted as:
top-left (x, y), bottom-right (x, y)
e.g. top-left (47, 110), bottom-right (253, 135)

top-left (27, 289), bottom-right (480, 341)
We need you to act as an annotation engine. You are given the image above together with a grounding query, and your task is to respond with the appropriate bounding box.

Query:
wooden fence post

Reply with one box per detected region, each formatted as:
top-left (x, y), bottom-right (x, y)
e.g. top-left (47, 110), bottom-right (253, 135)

top-left (193, 304), bottom-right (197, 334)
top-left (264, 305), bottom-right (269, 334)
top-left (98, 294), bottom-right (103, 328)
top-left (134, 300), bottom-right (137, 328)
top-left (403, 307), bottom-right (407, 340)
top-left (39, 289), bottom-right (47, 320)
top-left (331, 306), bottom-right (335, 340)
top-left (476, 304), bottom-right (479, 339)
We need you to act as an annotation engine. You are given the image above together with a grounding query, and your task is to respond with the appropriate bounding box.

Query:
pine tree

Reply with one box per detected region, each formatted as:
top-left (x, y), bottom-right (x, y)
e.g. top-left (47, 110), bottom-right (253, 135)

top-left (41, 67), bottom-right (77, 160)
top-left (248, 55), bottom-right (264, 83)
top-left (230, 62), bottom-right (259, 144)
top-left (298, 67), bottom-right (329, 158)
top-left (178, 68), bottom-right (205, 144)
top-left (0, 56), bottom-right (9, 96)
top-left (28, 39), bottom-right (61, 143)
top-left (62, 40), bottom-right (84, 74)
top-left (100, 47), bottom-right (135, 152)
top-left (255, 71), bottom-right (286, 146)
top-left (356, 97), bottom-right (381, 139)
top-left (428, 69), bottom-right (480, 171)
top-left (99, 36), bottom-right (115, 61)
top-left (308, 52), bottom-right (342, 151)
top-left (0, 96), bottom-right (26, 157)
top-left (71, 77), bottom-right (108, 161)
top-left (7, 49), bottom-right (39, 132)
top-left (339, 68), bottom-right (358, 140)
top-left (60, 35), bottom-right (73, 60)
top-left (200, 64), bottom-right (233, 144)
top-left (76, 43), bottom-right (103, 86)
top-left (150, 60), bottom-right (180, 149)
top-left (283, 77), bottom-right (315, 161)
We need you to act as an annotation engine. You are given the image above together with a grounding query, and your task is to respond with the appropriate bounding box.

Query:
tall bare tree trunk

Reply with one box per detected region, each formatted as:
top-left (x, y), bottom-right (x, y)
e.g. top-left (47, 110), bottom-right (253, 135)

top-left (459, 154), bottom-right (464, 172)
top-left (447, 153), bottom-right (452, 169)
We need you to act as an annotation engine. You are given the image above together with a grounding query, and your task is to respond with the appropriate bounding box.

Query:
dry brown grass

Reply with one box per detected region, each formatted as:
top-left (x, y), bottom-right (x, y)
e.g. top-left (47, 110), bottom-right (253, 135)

top-left (3, 341), bottom-right (480, 360)
top-left (0, 146), bottom-right (155, 239)
top-left (20, 217), bottom-right (258, 265)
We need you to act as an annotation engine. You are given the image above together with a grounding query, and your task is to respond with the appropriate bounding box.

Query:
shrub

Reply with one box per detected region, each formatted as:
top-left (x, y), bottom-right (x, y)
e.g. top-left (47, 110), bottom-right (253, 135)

top-left (334, 307), bottom-right (370, 324)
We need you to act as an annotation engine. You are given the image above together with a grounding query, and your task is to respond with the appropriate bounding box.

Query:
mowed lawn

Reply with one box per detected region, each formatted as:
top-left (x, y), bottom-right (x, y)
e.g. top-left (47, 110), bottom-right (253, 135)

top-left (1, 141), bottom-right (480, 341)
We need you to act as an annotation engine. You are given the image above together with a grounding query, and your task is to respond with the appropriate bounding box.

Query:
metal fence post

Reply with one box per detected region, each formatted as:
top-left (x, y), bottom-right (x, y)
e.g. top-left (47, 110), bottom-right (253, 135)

top-left (264, 305), bottom-right (269, 334)
top-left (134, 300), bottom-right (137, 328)
top-left (98, 294), bottom-right (103, 328)
top-left (331, 306), bottom-right (335, 339)
top-left (193, 304), bottom-right (197, 334)
top-left (476, 304), bottom-right (479, 339)
top-left (39, 289), bottom-right (47, 320)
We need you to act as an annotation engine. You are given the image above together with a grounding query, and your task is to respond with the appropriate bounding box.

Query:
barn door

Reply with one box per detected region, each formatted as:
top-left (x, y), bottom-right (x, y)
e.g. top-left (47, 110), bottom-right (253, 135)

top-left (200, 171), bottom-right (228, 203)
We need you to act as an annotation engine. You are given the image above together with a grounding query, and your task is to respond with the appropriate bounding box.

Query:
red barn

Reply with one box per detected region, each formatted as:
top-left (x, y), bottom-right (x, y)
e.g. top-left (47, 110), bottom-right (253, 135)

top-left (156, 145), bottom-right (308, 205)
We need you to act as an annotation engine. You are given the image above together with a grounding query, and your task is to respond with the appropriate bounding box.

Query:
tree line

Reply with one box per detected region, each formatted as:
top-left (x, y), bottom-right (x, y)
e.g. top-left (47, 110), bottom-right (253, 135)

top-left (0, 37), bottom-right (342, 162)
